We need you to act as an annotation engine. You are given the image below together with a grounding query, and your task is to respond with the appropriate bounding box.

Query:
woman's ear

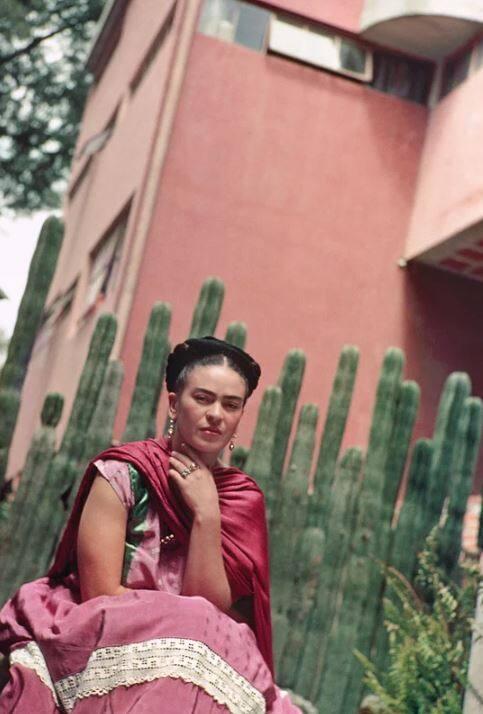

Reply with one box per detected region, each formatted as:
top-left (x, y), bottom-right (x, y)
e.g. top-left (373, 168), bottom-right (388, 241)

top-left (167, 391), bottom-right (178, 418)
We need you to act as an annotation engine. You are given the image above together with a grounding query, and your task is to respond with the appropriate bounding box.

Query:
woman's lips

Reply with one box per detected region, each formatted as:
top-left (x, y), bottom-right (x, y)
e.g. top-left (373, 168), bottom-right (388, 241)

top-left (200, 428), bottom-right (222, 436)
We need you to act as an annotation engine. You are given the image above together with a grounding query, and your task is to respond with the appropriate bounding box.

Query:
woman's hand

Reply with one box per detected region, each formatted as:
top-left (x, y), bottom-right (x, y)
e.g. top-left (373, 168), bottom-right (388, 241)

top-left (170, 443), bottom-right (232, 611)
top-left (168, 443), bottom-right (220, 520)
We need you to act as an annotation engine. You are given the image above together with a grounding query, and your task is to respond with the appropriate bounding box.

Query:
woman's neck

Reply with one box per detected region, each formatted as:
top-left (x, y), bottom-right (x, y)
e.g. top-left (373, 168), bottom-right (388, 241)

top-left (170, 432), bottom-right (220, 470)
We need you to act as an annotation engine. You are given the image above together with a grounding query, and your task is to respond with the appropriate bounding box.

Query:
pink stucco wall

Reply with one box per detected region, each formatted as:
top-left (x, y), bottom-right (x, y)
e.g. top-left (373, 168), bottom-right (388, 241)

top-left (117, 33), bottom-right (450, 475)
top-left (406, 66), bottom-right (483, 259)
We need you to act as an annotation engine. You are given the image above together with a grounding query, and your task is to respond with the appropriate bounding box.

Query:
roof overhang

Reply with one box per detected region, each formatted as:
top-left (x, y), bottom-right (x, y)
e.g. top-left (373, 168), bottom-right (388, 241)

top-left (360, 2), bottom-right (483, 59)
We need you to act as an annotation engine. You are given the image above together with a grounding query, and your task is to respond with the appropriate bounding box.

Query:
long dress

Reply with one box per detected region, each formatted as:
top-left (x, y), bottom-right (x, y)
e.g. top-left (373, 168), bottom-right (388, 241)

top-left (0, 440), bottom-right (301, 713)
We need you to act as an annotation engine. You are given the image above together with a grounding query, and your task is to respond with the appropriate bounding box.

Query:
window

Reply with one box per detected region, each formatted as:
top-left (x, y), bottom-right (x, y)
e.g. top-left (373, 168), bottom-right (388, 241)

top-left (267, 16), bottom-right (373, 81)
top-left (198, 0), bottom-right (270, 51)
top-left (77, 105), bottom-right (119, 162)
top-left (130, 3), bottom-right (176, 93)
top-left (68, 157), bottom-right (93, 201)
top-left (198, 0), bottom-right (437, 103)
top-left (372, 51), bottom-right (433, 104)
top-left (85, 205), bottom-right (130, 309)
top-left (69, 105), bottom-right (120, 201)
top-left (35, 282), bottom-right (77, 352)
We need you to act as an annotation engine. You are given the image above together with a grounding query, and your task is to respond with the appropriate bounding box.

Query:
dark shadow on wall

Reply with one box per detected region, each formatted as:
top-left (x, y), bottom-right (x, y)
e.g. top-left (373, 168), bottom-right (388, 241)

top-left (402, 261), bottom-right (483, 490)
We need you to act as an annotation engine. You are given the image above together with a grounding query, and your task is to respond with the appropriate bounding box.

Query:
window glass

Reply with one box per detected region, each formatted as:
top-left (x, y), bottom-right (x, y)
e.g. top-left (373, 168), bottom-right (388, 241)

top-left (340, 38), bottom-right (366, 75)
top-left (199, 0), bottom-right (239, 42)
top-left (372, 51), bottom-right (432, 104)
top-left (198, 0), bottom-right (269, 50)
top-left (85, 211), bottom-right (129, 309)
top-left (235, 3), bottom-right (270, 50)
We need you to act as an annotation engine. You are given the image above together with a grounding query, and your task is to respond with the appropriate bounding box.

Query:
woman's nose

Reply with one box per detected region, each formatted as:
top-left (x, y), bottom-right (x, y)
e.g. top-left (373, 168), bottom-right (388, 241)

top-left (206, 402), bottom-right (222, 420)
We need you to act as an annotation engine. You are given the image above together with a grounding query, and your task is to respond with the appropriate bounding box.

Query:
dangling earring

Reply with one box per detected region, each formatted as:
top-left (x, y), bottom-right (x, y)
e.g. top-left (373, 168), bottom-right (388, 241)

top-left (167, 416), bottom-right (176, 439)
top-left (229, 433), bottom-right (237, 451)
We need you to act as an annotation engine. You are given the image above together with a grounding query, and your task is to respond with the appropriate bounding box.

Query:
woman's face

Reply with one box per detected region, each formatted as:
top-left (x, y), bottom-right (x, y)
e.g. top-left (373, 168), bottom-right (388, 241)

top-left (168, 361), bottom-right (246, 456)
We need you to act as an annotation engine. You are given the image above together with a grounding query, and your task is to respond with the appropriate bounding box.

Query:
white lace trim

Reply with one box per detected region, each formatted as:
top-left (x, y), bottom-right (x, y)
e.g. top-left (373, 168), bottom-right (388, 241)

top-left (11, 638), bottom-right (266, 714)
top-left (10, 642), bottom-right (59, 706)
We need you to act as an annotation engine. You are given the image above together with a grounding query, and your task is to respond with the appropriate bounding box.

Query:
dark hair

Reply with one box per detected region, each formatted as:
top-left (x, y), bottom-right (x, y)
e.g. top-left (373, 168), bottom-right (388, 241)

top-left (174, 354), bottom-right (249, 402)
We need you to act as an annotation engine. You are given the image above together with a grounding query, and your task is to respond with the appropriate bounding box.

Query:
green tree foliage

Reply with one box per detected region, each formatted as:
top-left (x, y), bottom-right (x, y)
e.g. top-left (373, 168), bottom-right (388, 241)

top-left (0, 0), bottom-right (104, 213)
top-left (357, 529), bottom-right (480, 714)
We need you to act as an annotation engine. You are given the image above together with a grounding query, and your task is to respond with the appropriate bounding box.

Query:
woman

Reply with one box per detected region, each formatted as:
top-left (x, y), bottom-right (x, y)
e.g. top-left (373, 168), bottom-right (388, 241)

top-left (0, 336), bottom-right (302, 713)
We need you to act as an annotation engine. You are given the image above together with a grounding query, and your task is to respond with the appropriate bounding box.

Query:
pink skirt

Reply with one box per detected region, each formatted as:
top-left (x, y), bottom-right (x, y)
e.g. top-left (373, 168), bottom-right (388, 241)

top-left (0, 577), bottom-right (299, 713)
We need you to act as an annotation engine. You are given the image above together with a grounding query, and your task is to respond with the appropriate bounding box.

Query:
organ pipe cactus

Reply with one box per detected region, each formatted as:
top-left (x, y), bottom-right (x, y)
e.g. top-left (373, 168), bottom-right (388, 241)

top-left (438, 397), bottom-right (482, 577)
top-left (61, 314), bottom-right (118, 466)
top-left (29, 313), bottom-right (118, 573)
top-left (83, 360), bottom-right (125, 461)
top-left (0, 216), bottom-right (63, 487)
top-left (123, 302), bottom-right (171, 442)
top-left (390, 438), bottom-right (434, 580)
top-left (343, 379), bottom-right (420, 713)
top-left (372, 437), bottom-right (435, 673)
top-left (189, 277), bottom-right (224, 338)
top-left (293, 447), bottom-right (363, 699)
top-left (0, 390), bottom-right (20, 492)
top-left (244, 386), bottom-right (282, 509)
top-left (308, 345), bottom-right (359, 527)
top-left (277, 524), bottom-right (325, 684)
top-left (271, 349), bottom-right (306, 482)
top-left (0, 393), bottom-right (64, 602)
top-left (224, 321), bottom-right (247, 349)
top-left (425, 373), bottom-right (471, 535)
top-left (316, 348), bottom-right (403, 713)
top-left (270, 403), bottom-right (318, 663)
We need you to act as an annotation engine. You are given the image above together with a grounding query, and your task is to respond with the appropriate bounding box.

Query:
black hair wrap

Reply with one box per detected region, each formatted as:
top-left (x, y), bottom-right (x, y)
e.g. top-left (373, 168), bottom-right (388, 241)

top-left (165, 336), bottom-right (261, 398)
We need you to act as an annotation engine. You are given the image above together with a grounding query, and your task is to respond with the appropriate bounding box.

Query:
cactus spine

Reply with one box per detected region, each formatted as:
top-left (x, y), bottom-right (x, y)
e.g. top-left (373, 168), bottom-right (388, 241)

top-left (123, 302), bottom-right (171, 442)
top-left (0, 217), bottom-right (63, 486)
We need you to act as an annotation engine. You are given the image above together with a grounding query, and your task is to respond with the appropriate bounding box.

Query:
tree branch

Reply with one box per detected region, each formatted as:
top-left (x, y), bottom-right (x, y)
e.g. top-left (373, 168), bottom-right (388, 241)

top-left (0, 21), bottom-right (81, 65)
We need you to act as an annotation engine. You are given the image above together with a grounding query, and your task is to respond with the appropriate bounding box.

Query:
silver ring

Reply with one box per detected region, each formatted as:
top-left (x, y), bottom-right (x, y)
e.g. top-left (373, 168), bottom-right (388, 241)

top-left (180, 468), bottom-right (190, 478)
top-left (188, 462), bottom-right (198, 473)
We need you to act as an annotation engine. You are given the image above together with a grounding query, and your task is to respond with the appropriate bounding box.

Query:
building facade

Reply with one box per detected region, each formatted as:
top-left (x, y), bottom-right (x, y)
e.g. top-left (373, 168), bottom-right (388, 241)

top-left (8, 0), bottom-right (483, 486)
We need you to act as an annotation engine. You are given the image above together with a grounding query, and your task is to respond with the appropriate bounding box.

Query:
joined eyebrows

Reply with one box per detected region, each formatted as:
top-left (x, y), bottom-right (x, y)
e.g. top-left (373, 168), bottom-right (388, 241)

top-left (192, 387), bottom-right (244, 403)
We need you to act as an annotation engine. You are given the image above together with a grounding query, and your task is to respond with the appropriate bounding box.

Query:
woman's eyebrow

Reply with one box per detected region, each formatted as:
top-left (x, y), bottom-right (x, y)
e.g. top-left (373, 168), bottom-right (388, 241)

top-left (194, 388), bottom-right (243, 402)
